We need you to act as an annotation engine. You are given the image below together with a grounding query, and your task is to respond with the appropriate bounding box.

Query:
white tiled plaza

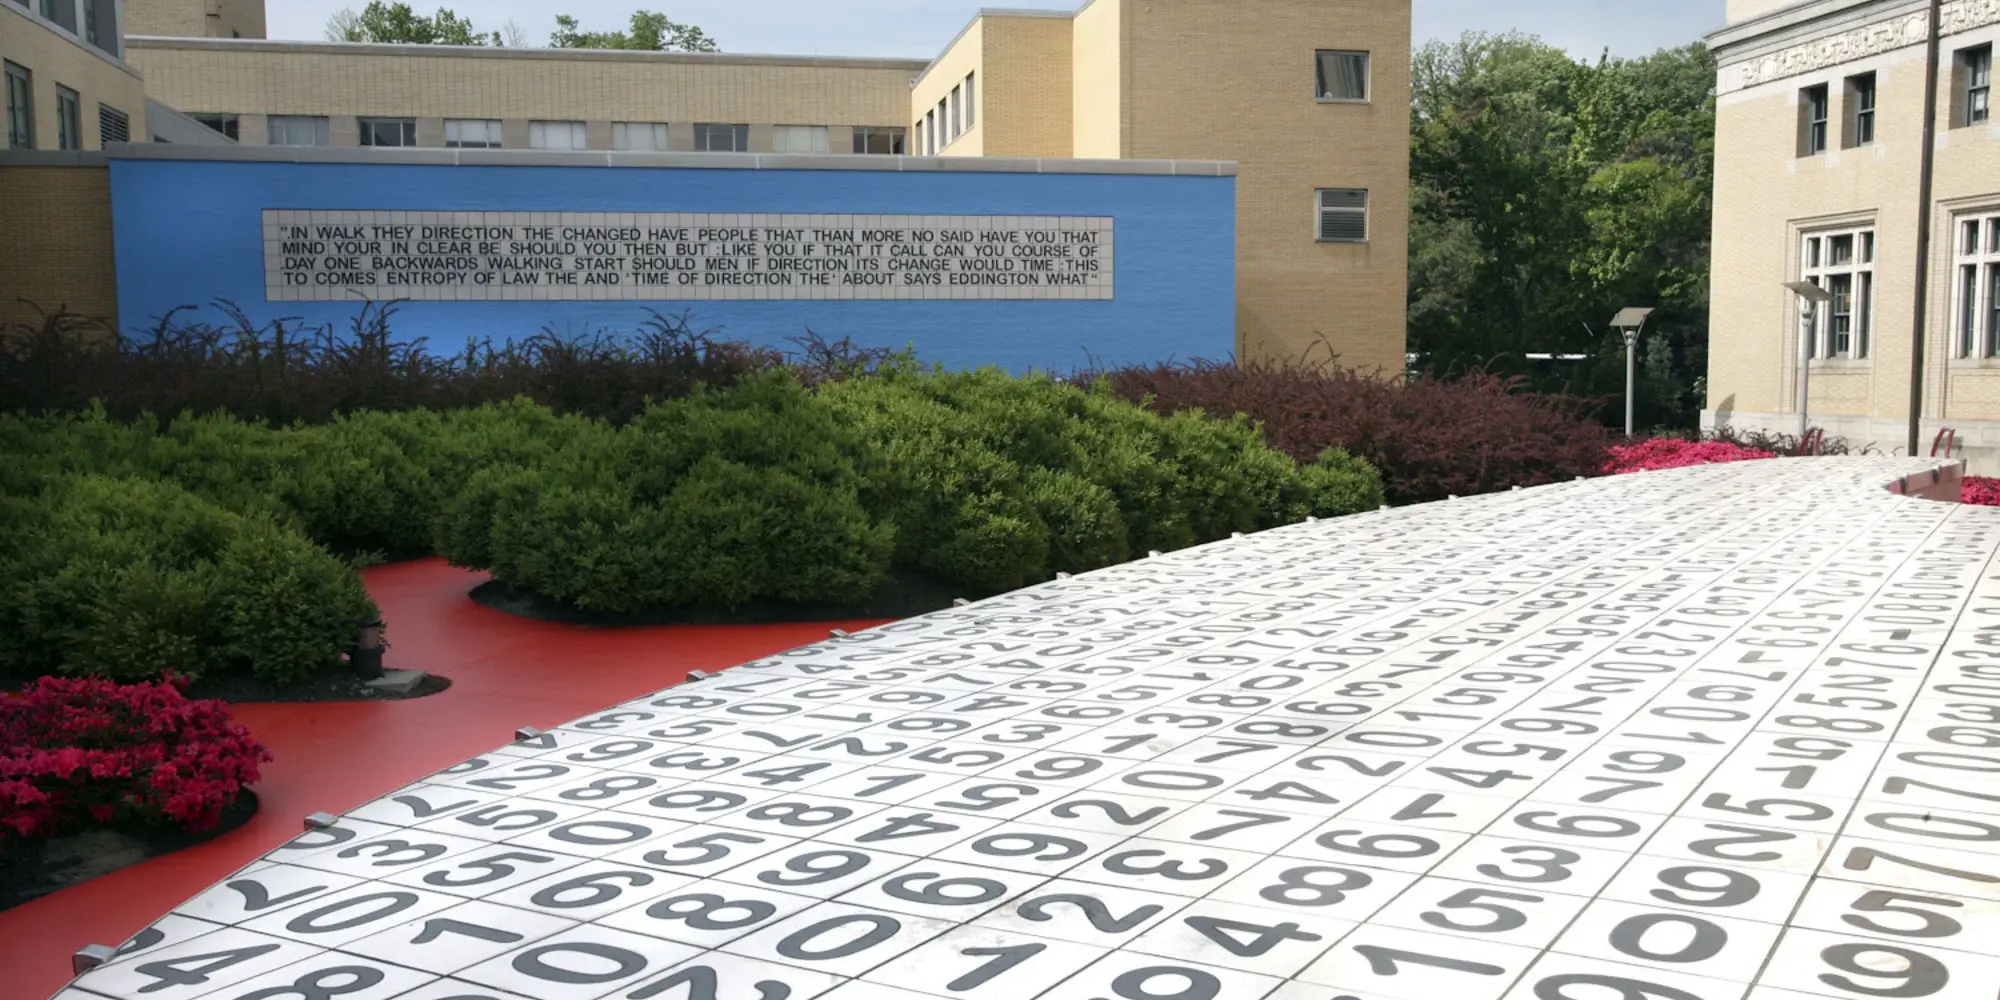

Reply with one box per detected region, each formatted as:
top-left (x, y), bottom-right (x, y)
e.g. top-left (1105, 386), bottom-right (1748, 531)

top-left (56, 457), bottom-right (2000, 1000)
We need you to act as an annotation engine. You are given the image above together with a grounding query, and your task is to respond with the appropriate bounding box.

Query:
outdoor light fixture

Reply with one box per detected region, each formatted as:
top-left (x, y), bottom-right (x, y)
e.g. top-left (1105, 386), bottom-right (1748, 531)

top-left (1784, 280), bottom-right (1835, 438)
top-left (1610, 307), bottom-right (1656, 437)
top-left (350, 616), bottom-right (385, 680)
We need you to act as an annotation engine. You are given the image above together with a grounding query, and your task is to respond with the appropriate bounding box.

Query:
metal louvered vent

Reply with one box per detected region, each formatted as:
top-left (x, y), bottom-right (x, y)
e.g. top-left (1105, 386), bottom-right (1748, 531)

top-left (98, 103), bottom-right (129, 144)
top-left (1317, 188), bottom-right (1368, 243)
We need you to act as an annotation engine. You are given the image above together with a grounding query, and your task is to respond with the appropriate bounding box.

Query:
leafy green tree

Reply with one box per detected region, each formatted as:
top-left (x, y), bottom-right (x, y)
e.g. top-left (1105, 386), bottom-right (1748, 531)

top-left (550, 11), bottom-right (719, 52)
top-left (1409, 33), bottom-right (1716, 430)
top-left (324, 1), bottom-right (498, 45)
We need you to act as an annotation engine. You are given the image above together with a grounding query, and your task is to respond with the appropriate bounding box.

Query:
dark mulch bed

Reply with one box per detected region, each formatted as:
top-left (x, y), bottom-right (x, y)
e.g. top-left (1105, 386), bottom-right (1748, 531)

top-left (0, 790), bottom-right (259, 913)
top-left (0, 667), bottom-right (450, 703)
top-left (183, 668), bottom-right (450, 703)
top-left (471, 566), bottom-right (981, 627)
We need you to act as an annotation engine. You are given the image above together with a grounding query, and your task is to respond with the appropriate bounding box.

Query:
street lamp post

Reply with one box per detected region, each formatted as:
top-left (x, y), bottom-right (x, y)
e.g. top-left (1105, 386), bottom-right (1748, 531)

top-left (1610, 307), bottom-right (1655, 437)
top-left (1784, 280), bottom-right (1835, 440)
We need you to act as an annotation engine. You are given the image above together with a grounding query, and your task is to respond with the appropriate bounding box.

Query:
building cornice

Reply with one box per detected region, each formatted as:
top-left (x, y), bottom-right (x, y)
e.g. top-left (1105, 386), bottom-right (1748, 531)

top-left (122, 36), bottom-right (932, 72)
top-left (1711, 0), bottom-right (2000, 93)
top-left (93, 142), bottom-right (1237, 177)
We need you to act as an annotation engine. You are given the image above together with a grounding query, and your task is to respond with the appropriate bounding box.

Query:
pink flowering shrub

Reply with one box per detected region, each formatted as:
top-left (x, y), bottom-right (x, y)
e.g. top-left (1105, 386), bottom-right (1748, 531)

top-left (0, 675), bottom-right (270, 841)
top-left (1964, 477), bottom-right (2000, 506)
top-left (1602, 438), bottom-right (1778, 475)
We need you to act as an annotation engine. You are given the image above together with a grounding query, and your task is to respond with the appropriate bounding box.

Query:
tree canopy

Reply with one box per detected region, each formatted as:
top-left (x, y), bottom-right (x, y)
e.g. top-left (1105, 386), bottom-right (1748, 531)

top-left (322, 4), bottom-right (717, 51)
top-left (1409, 32), bottom-right (1715, 430)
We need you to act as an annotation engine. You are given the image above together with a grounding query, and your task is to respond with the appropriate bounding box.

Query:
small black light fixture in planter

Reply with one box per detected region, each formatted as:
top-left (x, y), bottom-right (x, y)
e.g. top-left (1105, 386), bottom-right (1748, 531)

top-left (350, 616), bottom-right (386, 680)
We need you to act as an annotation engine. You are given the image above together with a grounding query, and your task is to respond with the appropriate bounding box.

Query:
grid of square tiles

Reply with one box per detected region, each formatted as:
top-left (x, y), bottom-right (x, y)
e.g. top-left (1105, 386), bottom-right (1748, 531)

top-left (261, 210), bottom-right (1114, 303)
top-left (61, 458), bottom-right (2000, 1000)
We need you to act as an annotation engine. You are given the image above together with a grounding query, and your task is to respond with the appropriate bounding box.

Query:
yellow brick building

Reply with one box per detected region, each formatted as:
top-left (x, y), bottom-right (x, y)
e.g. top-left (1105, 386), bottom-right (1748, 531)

top-left (1707, 0), bottom-right (2000, 467)
top-left (106, 0), bottom-right (1411, 369)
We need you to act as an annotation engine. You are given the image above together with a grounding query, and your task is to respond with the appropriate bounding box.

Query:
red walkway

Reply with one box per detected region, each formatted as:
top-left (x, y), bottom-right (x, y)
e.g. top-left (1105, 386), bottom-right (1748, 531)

top-left (0, 559), bottom-right (879, 1000)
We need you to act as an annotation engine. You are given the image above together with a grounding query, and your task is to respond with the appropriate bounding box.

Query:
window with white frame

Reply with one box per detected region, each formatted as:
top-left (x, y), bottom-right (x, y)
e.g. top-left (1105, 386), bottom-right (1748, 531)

top-left (1964, 45), bottom-right (1991, 127)
top-left (772, 125), bottom-right (829, 154)
top-left (1955, 212), bottom-right (2000, 359)
top-left (445, 118), bottom-right (502, 148)
top-left (269, 115), bottom-right (330, 146)
top-left (852, 126), bottom-right (905, 155)
top-left (1316, 188), bottom-right (1368, 242)
top-left (1800, 83), bottom-right (1829, 156)
top-left (1845, 72), bottom-right (1875, 147)
top-left (925, 109), bottom-right (936, 154)
top-left (964, 73), bottom-right (976, 128)
top-left (950, 84), bottom-right (962, 140)
top-left (55, 84), bottom-right (78, 150)
top-left (529, 120), bottom-right (586, 150)
top-left (193, 112), bottom-right (238, 140)
top-left (1801, 226), bottom-right (1874, 359)
top-left (358, 117), bottom-right (414, 147)
top-left (612, 122), bottom-right (667, 151)
top-left (4, 62), bottom-right (29, 150)
top-left (693, 123), bottom-right (747, 152)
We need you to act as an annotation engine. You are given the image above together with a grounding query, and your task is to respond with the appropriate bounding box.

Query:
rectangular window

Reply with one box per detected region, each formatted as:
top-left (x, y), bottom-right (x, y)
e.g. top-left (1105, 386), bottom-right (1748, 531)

top-left (528, 120), bottom-right (586, 150)
top-left (1802, 83), bottom-right (1829, 155)
top-left (1316, 50), bottom-right (1370, 101)
top-left (97, 103), bottom-right (126, 143)
top-left (269, 115), bottom-right (330, 146)
top-left (5, 61), bottom-right (31, 149)
top-left (192, 113), bottom-right (239, 141)
top-left (40, 0), bottom-right (75, 32)
top-left (1316, 188), bottom-right (1369, 243)
top-left (694, 123), bottom-right (748, 152)
top-left (358, 118), bottom-right (415, 147)
top-left (83, 0), bottom-right (115, 55)
top-left (612, 122), bottom-right (668, 151)
top-left (1955, 211), bottom-right (2000, 358)
top-left (771, 125), bottom-right (829, 154)
top-left (925, 109), bottom-right (937, 155)
top-left (950, 85), bottom-right (962, 140)
top-left (1847, 72), bottom-right (1875, 146)
top-left (55, 85), bottom-right (78, 150)
top-left (852, 126), bottom-right (905, 155)
top-left (1966, 45), bottom-right (1992, 127)
top-left (444, 118), bottom-right (502, 148)
top-left (1801, 224), bottom-right (1874, 359)
top-left (964, 73), bottom-right (976, 129)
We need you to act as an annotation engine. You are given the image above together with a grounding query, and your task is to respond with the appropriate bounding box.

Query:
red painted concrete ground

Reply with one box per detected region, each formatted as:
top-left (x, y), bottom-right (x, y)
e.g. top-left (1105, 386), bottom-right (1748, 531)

top-left (0, 559), bottom-right (881, 1000)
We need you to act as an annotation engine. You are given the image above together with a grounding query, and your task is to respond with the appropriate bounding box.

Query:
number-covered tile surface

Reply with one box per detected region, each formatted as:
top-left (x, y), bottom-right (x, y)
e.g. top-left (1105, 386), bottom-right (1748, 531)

top-left (62, 459), bottom-right (2000, 1000)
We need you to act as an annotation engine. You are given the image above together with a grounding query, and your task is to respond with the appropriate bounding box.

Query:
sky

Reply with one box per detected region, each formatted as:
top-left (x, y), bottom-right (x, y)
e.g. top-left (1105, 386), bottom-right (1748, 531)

top-left (265, 0), bottom-right (1729, 60)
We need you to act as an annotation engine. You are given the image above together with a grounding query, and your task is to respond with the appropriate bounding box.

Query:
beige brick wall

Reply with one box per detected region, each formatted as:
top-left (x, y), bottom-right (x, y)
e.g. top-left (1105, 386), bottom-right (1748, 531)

top-left (1071, 0), bottom-right (1122, 159)
top-left (0, 164), bottom-right (117, 329)
top-left (983, 16), bottom-right (1073, 158)
top-left (125, 40), bottom-right (924, 132)
top-left (127, 0), bottom-right (269, 38)
top-left (1120, 0), bottom-right (1411, 372)
top-left (1, 4), bottom-right (146, 151)
top-left (1708, 19), bottom-right (2000, 435)
top-left (911, 18), bottom-right (986, 157)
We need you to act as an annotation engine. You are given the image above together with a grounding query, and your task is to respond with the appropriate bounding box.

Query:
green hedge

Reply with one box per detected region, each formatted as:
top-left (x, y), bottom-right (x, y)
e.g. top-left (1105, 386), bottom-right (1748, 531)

top-left (0, 475), bottom-right (375, 683)
top-left (1, 367), bottom-right (1385, 682)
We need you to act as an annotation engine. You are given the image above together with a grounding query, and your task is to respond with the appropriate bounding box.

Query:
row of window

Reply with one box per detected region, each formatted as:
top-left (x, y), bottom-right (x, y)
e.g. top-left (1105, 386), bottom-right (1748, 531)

top-left (194, 114), bottom-right (908, 154)
top-left (3, 59), bottom-right (121, 149)
top-left (1795, 212), bottom-right (2000, 363)
top-left (9, 0), bottom-right (121, 59)
top-left (1799, 44), bottom-right (1990, 157)
top-left (917, 72), bottom-right (976, 157)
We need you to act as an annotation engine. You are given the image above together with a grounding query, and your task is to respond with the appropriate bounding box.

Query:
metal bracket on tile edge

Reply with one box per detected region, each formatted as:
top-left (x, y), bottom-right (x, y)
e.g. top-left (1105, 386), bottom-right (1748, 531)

top-left (304, 811), bottom-right (340, 830)
top-left (72, 943), bottom-right (117, 975)
top-left (513, 726), bottom-right (547, 742)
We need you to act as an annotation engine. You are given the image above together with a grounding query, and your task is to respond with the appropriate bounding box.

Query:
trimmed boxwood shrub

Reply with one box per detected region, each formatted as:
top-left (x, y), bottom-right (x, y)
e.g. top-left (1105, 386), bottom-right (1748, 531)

top-left (0, 475), bottom-right (375, 683)
top-left (454, 372), bottom-right (895, 611)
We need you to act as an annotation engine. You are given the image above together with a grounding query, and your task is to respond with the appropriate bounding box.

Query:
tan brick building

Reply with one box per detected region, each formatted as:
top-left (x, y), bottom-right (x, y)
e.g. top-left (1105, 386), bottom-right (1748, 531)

top-left (1707, 0), bottom-right (2000, 467)
top-left (102, 0), bottom-right (1410, 369)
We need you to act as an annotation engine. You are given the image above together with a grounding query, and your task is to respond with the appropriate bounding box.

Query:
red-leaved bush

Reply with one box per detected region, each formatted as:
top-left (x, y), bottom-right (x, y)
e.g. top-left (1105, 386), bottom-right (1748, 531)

top-left (1103, 361), bottom-right (1613, 506)
top-left (1964, 477), bottom-right (2000, 506)
top-left (0, 675), bottom-right (270, 841)
top-left (1603, 438), bottom-right (1777, 475)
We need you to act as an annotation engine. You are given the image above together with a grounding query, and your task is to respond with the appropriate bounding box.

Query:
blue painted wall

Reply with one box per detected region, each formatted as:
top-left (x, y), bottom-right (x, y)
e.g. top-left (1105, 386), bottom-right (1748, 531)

top-left (109, 159), bottom-right (1235, 372)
